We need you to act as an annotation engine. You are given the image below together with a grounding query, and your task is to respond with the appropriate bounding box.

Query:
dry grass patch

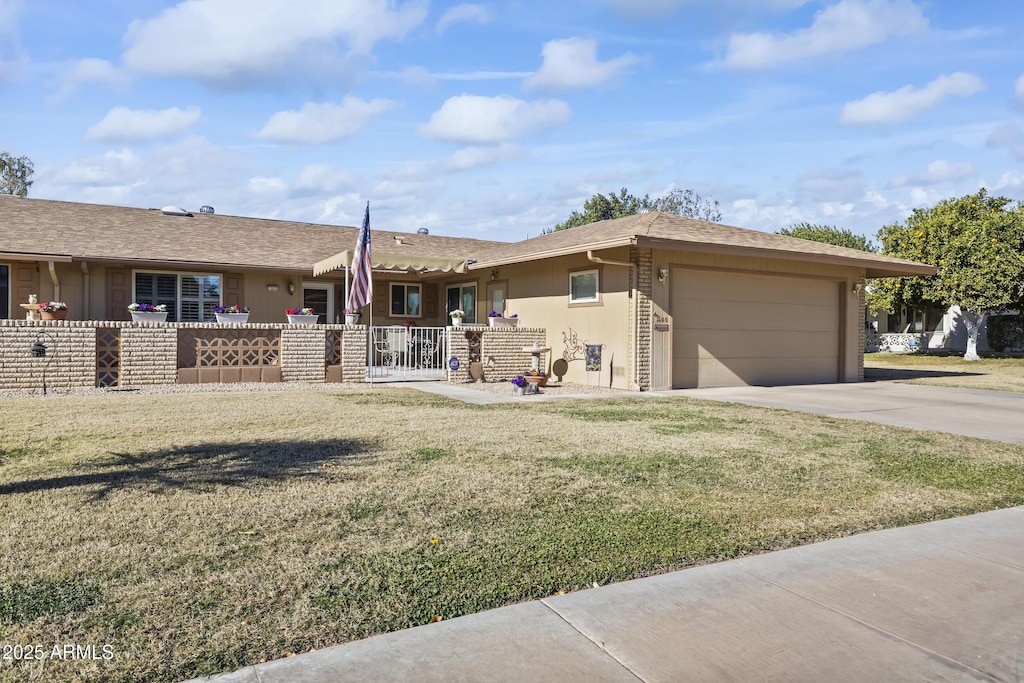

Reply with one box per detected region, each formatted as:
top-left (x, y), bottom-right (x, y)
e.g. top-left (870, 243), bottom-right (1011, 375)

top-left (865, 352), bottom-right (1024, 392)
top-left (1, 389), bottom-right (1023, 682)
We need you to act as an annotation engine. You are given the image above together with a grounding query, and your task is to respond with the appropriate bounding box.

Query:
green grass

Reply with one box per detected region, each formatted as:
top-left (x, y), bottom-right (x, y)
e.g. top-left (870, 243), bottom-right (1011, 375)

top-left (1, 388), bottom-right (1022, 682)
top-left (865, 352), bottom-right (1024, 392)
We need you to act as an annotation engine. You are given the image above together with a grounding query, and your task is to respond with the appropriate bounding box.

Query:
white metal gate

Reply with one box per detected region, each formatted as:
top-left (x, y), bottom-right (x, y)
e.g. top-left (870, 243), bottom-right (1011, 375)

top-left (368, 326), bottom-right (448, 380)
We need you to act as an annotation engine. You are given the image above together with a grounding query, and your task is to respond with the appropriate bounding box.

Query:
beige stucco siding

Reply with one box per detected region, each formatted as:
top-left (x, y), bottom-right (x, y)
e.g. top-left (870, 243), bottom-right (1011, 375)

top-left (452, 250), bottom-right (634, 388)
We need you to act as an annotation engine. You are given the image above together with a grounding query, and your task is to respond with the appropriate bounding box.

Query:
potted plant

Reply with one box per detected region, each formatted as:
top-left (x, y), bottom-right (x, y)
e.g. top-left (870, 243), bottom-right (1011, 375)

top-left (345, 309), bottom-right (362, 325)
top-left (128, 302), bottom-right (168, 322)
top-left (510, 374), bottom-right (527, 396)
top-left (286, 307), bottom-right (319, 325)
top-left (523, 368), bottom-right (548, 387)
top-left (489, 311), bottom-right (519, 328)
top-left (213, 304), bottom-right (250, 324)
top-left (450, 308), bottom-right (465, 326)
top-left (38, 301), bottom-right (68, 321)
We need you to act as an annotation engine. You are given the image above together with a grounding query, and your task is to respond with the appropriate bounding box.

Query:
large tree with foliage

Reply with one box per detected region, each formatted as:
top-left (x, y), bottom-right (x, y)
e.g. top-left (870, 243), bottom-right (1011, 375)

top-left (0, 152), bottom-right (34, 197)
top-left (551, 187), bottom-right (722, 232)
top-left (870, 189), bottom-right (1024, 360)
top-left (776, 222), bottom-right (877, 252)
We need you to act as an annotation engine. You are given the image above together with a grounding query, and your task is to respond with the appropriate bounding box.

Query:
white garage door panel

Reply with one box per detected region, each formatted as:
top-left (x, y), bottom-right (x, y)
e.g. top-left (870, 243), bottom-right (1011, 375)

top-left (678, 299), bottom-right (838, 332)
top-left (672, 269), bottom-right (841, 388)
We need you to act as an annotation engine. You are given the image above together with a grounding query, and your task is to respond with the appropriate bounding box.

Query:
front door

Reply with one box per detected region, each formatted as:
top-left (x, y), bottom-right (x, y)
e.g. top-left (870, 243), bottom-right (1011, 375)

top-left (446, 284), bottom-right (477, 324)
top-left (486, 281), bottom-right (506, 317)
top-left (303, 282), bottom-right (334, 323)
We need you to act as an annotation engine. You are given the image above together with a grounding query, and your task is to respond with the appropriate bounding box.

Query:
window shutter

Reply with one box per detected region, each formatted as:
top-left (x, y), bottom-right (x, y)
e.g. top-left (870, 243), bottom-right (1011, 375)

top-left (423, 282), bottom-right (438, 318)
top-left (224, 273), bottom-right (244, 307)
top-left (372, 284), bottom-right (386, 317)
top-left (105, 267), bottom-right (130, 320)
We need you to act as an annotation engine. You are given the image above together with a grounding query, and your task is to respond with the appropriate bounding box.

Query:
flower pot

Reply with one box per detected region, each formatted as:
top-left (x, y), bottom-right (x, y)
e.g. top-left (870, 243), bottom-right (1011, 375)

top-left (514, 385), bottom-right (526, 396)
top-left (489, 317), bottom-right (518, 328)
top-left (345, 313), bottom-right (361, 325)
top-left (131, 311), bottom-right (168, 323)
top-left (215, 313), bottom-right (249, 324)
top-left (450, 317), bottom-right (463, 326)
top-left (39, 310), bottom-right (67, 321)
top-left (287, 314), bottom-right (319, 325)
top-left (524, 375), bottom-right (548, 387)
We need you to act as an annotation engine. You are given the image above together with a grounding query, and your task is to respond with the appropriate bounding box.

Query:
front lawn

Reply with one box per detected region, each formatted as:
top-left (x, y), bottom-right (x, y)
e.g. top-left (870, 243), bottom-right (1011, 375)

top-left (865, 352), bottom-right (1024, 392)
top-left (2, 388), bottom-right (1023, 682)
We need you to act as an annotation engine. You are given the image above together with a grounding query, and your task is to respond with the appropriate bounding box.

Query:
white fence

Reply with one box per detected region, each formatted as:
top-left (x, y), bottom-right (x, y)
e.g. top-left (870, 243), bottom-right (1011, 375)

top-left (368, 326), bottom-right (448, 380)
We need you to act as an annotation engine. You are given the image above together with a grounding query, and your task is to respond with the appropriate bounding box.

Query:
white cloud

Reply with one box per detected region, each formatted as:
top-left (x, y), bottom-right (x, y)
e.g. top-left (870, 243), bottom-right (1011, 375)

top-left (723, 0), bottom-right (927, 69)
top-left (85, 106), bottom-right (202, 143)
top-left (887, 160), bottom-right (976, 188)
top-left (839, 72), bottom-right (985, 125)
top-left (121, 0), bottom-right (428, 82)
top-left (523, 38), bottom-right (640, 92)
top-left (446, 144), bottom-right (524, 171)
top-left (1016, 74), bottom-right (1024, 104)
top-left (419, 94), bottom-right (571, 144)
top-left (291, 163), bottom-right (361, 196)
top-left (49, 58), bottom-right (126, 103)
top-left (436, 3), bottom-right (493, 33)
top-left (434, 70), bottom-right (532, 81)
top-left (986, 123), bottom-right (1024, 160)
top-left (598, 0), bottom-right (809, 19)
top-left (256, 98), bottom-right (397, 144)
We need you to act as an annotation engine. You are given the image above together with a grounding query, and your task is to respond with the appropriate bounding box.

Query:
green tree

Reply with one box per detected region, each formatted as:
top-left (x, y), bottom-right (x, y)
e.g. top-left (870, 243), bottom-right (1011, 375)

top-left (654, 188), bottom-right (722, 223)
top-left (871, 189), bottom-right (1024, 360)
top-left (0, 152), bottom-right (34, 197)
top-left (776, 222), bottom-right (877, 252)
top-left (552, 187), bottom-right (722, 232)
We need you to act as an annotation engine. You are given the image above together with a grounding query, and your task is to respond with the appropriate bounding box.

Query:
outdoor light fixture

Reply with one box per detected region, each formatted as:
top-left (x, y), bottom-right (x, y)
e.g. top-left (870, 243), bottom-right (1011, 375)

top-left (490, 269), bottom-right (499, 281)
top-left (288, 282), bottom-right (295, 295)
top-left (658, 267), bottom-right (669, 282)
top-left (28, 332), bottom-right (58, 395)
top-left (852, 282), bottom-right (864, 293)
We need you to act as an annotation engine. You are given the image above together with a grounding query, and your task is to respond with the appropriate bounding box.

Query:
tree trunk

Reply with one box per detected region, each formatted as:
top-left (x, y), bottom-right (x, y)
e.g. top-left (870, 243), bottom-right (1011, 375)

top-left (963, 310), bottom-right (987, 361)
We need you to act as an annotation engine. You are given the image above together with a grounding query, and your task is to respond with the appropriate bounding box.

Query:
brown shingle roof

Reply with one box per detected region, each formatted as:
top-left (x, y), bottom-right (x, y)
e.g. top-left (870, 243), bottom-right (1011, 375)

top-left (469, 211), bottom-right (936, 277)
top-left (0, 196), bottom-right (506, 271)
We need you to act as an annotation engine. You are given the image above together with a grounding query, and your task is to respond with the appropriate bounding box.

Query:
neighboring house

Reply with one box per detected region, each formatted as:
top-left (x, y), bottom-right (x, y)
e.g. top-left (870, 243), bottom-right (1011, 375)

top-left (0, 196), bottom-right (934, 389)
top-left (866, 306), bottom-right (1014, 353)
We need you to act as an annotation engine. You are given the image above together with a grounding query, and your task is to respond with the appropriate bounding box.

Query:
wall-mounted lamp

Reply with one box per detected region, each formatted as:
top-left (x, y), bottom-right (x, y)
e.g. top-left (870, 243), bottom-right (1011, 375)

top-left (267, 284), bottom-right (279, 292)
top-left (852, 282), bottom-right (864, 293)
top-left (658, 267), bottom-right (669, 282)
top-left (287, 282), bottom-right (295, 295)
top-left (490, 269), bottom-right (499, 281)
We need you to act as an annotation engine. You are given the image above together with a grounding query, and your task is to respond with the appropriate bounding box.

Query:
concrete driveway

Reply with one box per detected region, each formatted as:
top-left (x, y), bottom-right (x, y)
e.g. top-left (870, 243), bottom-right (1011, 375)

top-left (657, 380), bottom-right (1024, 444)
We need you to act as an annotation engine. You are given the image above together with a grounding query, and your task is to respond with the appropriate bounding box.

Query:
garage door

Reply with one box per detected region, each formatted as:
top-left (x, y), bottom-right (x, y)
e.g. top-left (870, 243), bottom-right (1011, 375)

top-left (672, 269), bottom-right (840, 388)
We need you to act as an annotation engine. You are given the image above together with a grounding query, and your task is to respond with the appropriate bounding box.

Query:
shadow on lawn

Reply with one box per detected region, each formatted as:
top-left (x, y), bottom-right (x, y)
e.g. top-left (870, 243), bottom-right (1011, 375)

top-left (0, 437), bottom-right (372, 498)
top-left (864, 367), bottom-right (984, 382)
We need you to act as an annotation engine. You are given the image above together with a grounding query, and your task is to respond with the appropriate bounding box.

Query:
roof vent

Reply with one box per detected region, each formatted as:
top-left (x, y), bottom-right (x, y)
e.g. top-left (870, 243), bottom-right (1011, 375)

top-left (160, 205), bottom-right (191, 217)
top-left (393, 236), bottom-right (405, 245)
top-left (199, 205), bottom-right (215, 214)
top-left (417, 227), bottom-right (429, 235)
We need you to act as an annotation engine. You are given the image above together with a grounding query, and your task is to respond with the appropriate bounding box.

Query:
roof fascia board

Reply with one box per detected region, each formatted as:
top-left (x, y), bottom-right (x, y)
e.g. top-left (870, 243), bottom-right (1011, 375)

top-left (634, 236), bottom-right (937, 277)
top-left (469, 237), bottom-right (635, 269)
top-left (0, 252), bottom-right (73, 262)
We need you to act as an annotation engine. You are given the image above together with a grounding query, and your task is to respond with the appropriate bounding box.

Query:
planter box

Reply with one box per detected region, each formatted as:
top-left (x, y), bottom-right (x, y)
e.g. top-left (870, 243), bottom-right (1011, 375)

top-left (287, 314), bottom-right (319, 325)
top-left (39, 310), bottom-right (67, 321)
top-left (215, 313), bottom-right (250, 324)
top-left (131, 311), bottom-right (168, 323)
top-left (345, 314), bottom-right (362, 325)
top-left (524, 375), bottom-right (548, 387)
top-left (489, 317), bottom-right (519, 328)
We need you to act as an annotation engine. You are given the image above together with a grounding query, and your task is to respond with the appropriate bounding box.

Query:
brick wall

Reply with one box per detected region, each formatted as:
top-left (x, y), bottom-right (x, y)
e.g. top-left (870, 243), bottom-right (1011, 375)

top-left (121, 326), bottom-right (178, 385)
top-left (0, 321), bottom-right (369, 389)
top-left (0, 320), bottom-right (100, 390)
top-left (446, 327), bottom-right (548, 382)
top-left (634, 249), bottom-right (653, 391)
top-left (857, 278), bottom-right (866, 382)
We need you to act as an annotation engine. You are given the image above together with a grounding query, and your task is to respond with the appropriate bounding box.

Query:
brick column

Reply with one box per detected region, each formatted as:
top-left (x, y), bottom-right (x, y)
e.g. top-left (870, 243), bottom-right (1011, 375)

top-left (341, 326), bottom-right (368, 382)
top-left (281, 327), bottom-right (327, 382)
top-left (634, 248), bottom-right (653, 391)
top-left (121, 325), bottom-right (177, 385)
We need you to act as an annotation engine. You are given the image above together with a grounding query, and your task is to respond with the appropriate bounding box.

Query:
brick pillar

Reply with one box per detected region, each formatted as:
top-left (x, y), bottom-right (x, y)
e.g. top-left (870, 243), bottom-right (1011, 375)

top-left (634, 248), bottom-right (653, 391)
top-left (341, 326), bottom-right (368, 382)
top-left (121, 325), bottom-right (177, 385)
top-left (447, 327), bottom-right (471, 382)
top-left (281, 327), bottom-right (327, 382)
top-left (857, 277), bottom-right (866, 382)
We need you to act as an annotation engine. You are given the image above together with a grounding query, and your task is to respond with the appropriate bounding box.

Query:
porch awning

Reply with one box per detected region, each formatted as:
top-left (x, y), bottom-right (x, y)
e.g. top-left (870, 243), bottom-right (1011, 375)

top-left (312, 250), bottom-right (469, 276)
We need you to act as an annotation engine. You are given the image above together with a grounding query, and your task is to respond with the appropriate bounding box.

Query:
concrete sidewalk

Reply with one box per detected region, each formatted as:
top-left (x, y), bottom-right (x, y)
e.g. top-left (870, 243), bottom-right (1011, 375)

top-left (192, 507), bottom-right (1024, 683)
top-left (657, 381), bottom-right (1024, 444)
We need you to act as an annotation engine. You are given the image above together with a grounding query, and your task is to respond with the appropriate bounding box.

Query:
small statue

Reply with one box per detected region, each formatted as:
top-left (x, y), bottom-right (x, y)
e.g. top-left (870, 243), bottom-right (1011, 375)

top-left (28, 294), bottom-right (37, 304)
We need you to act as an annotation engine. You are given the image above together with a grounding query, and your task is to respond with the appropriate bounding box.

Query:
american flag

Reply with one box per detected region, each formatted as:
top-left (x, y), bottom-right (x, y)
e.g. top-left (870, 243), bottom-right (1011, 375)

top-left (346, 202), bottom-right (372, 314)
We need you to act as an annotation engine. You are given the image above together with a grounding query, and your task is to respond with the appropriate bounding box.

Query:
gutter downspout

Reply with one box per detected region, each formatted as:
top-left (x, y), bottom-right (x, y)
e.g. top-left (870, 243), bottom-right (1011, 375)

top-left (81, 261), bottom-right (90, 319)
top-left (48, 261), bottom-right (60, 303)
top-left (586, 250), bottom-right (633, 268)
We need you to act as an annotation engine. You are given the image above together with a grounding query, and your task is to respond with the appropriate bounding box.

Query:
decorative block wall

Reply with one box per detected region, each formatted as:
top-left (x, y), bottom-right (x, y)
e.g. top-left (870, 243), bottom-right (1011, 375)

top-left (281, 327), bottom-right (329, 383)
top-left (446, 326), bottom-right (548, 382)
top-left (341, 325), bottom-right (368, 382)
top-left (0, 320), bottom-right (100, 390)
top-left (120, 326), bottom-right (178, 385)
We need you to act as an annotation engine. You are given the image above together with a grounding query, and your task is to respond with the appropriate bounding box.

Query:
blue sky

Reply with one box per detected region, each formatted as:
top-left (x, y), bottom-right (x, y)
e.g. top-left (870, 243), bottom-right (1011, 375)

top-left (2, 0), bottom-right (1023, 243)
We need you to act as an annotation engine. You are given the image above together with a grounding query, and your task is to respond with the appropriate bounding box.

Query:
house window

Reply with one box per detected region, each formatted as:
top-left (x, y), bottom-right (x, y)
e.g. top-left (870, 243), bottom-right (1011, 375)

top-left (0, 264), bottom-right (8, 319)
top-left (569, 269), bottom-right (599, 304)
top-left (135, 272), bottom-right (220, 322)
top-left (446, 283), bottom-right (477, 323)
top-left (390, 283), bottom-right (421, 317)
